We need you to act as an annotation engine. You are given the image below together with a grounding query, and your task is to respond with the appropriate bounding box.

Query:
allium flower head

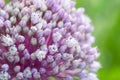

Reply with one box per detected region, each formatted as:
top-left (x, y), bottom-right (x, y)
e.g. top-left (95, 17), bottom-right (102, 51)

top-left (0, 0), bottom-right (101, 80)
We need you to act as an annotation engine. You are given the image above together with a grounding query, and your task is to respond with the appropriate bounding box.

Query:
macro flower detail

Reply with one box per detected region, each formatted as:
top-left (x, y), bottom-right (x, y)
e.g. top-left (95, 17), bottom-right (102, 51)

top-left (0, 0), bottom-right (101, 80)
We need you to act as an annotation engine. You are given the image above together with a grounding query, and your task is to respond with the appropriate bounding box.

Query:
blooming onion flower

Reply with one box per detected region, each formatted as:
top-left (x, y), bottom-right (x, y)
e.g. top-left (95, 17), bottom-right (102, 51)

top-left (0, 0), bottom-right (101, 80)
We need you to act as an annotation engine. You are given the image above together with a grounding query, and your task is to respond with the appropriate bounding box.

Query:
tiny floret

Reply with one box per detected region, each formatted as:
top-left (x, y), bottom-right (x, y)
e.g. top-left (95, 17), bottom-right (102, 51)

top-left (49, 44), bottom-right (58, 54)
top-left (16, 72), bottom-right (24, 80)
top-left (23, 67), bottom-right (32, 78)
top-left (0, 71), bottom-right (11, 80)
top-left (0, 34), bottom-right (14, 46)
top-left (35, 49), bottom-right (47, 61)
top-left (1, 64), bottom-right (9, 71)
top-left (9, 45), bottom-right (17, 55)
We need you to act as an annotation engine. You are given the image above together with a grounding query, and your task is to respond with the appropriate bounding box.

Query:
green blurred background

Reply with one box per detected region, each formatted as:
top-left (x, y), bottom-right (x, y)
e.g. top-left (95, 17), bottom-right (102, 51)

top-left (76, 0), bottom-right (120, 80)
top-left (5, 0), bottom-right (120, 80)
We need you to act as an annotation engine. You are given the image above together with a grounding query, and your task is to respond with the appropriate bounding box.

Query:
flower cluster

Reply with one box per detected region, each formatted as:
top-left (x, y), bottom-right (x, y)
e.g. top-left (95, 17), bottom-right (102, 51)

top-left (0, 0), bottom-right (101, 80)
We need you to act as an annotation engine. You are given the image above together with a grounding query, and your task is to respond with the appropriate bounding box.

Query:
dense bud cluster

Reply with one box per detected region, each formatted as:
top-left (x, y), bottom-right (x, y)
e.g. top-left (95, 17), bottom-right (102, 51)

top-left (0, 0), bottom-right (100, 80)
